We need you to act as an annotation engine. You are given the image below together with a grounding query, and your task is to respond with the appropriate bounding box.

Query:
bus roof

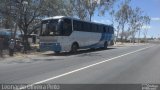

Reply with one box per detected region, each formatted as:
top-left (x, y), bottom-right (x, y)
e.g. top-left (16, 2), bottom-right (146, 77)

top-left (42, 16), bottom-right (112, 27)
top-left (42, 16), bottom-right (67, 20)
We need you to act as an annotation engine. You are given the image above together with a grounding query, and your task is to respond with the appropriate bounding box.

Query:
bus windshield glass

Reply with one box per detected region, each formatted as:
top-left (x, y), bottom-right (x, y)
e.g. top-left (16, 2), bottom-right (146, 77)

top-left (41, 18), bottom-right (72, 36)
top-left (41, 19), bottom-right (60, 36)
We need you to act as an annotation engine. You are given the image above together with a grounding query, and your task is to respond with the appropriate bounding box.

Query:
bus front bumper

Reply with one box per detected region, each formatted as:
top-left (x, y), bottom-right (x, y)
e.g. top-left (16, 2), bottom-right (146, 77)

top-left (40, 43), bottom-right (62, 52)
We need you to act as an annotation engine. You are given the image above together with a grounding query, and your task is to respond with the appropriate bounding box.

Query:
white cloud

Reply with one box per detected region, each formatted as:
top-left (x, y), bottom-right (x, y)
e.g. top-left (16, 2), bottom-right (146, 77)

top-left (151, 17), bottom-right (160, 21)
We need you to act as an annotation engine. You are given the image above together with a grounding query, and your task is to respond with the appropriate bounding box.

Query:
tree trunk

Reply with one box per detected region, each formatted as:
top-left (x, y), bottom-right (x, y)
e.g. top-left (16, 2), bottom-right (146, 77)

top-left (23, 30), bottom-right (31, 53)
top-left (13, 23), bottom-right (18, 39)
top-left (144, 29), bottom-right (148, 43)
top-left (115, 30), bottom-right (119, 44)
top-left (121, 25), bottom-right (124, 43)
top-left (132, 35), bottom-right (135, 44)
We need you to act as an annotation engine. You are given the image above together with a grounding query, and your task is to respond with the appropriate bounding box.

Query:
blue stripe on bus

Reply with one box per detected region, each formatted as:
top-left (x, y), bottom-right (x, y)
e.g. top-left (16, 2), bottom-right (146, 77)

top-left (80, 33), bottom-right (113, 49)
top-left (40, 43), bottom-right (61, 52)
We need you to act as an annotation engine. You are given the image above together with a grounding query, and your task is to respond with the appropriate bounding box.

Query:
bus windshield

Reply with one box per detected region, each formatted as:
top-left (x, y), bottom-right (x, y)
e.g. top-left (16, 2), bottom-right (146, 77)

top-left (41, 18), bottom-right (72, 36)
top-left (41, 19), bottom-right (61, 36)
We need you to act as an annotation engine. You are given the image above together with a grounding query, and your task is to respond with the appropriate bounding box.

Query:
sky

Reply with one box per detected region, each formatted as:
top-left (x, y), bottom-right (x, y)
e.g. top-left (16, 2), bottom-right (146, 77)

top-left (92, 0), bottom-right (160, 38)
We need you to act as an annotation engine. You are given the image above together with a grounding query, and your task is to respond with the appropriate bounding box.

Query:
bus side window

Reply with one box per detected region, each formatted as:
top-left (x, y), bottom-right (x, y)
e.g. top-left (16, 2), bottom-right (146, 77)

top-left (73, 20), bottom-right (78, 31)
top-left (111, 27), bottom-right (114, 34)
top-left (95, 24), bottom-right (97, 32)
top-left (83, 22), bottom-right (87, 32)
top-left (86, 23), bottom-right (91, 32)
top-left (44, 23), bottom-right (50, 35)
top-left (96, 25), bottom-right (98, 32)
top-left (97, 25), bottom-right (100, 33)
top-left (63, 19), bottom-right (72, 36)
top-left (106, 26), bottom-right (110, 33)
top-left (84, 22), bottom-right (91, 32)
top-left (103, 26), bottom-right (106, 33)
top-left (108, 27), bottom-right (113, 34)
top-left (98, 25), bottom-right (103, 33)
top-left (92, 24), bottom-right (95, 32)
top-left (77, 21), bottom-right (82, 31)
top-left (109, 27), bottom-right (111, 33)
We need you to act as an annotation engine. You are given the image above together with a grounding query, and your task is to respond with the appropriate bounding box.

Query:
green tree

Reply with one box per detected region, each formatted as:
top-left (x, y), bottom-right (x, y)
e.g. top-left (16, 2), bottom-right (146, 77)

top-left (0, 0), bottom-right (14, 29)
top-left (143, 16), bottom-right (150, 43)
top-left (64, 0), bottom-right (116, 21)
top-left (115, 0), bottom-right (132, 42)
top-left (6, 0), bottom-right (46, 50)
top-left (72, 0), bottom-right (89, 20)
top-left (42, 0), bottom-right (65, 17)
top-left (129, 7), bottom-right (144, 43)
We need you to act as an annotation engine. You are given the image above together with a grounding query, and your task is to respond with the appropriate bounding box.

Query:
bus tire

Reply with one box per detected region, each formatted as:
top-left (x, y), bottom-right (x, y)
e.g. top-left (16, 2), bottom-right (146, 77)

top-left (71, 43), bottom-right (79, 53)
top-left (111, 40), bottom-right (114, 45)
top-left (55, 51), bottom-right (60, 54)
top-left (104, 41), bottom-right (108, 49)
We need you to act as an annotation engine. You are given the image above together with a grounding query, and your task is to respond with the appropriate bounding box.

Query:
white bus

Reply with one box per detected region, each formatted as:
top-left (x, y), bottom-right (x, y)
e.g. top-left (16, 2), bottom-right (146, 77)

top-left (40, 16), bottom-right (114, 53)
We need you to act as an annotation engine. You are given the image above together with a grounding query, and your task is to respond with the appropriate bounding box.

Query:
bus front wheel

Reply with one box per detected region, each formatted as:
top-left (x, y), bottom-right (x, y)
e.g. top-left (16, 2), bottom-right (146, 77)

top-left (55, 51), bottom-right (60, 54)
top-left (71, 43), bottom-right (78, 53)
top-left (54, 51), bottom-right (60, 54)
top-left (104, 41), bottom-right (108, 49)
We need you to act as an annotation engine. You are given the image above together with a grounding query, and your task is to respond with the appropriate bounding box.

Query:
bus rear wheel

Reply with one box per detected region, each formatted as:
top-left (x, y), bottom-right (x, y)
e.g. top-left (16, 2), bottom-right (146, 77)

top-left (71, 43), bottom-right (78, 53)
top-left (55, 51), bottom-right (60, 54)
top-left (104, 41), bottom-right (108, 49)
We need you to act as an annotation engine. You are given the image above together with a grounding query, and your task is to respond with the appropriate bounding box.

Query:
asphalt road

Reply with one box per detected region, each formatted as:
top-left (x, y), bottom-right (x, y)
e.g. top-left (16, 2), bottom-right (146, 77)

top-left (0, 44), bottom-right (160, 89)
